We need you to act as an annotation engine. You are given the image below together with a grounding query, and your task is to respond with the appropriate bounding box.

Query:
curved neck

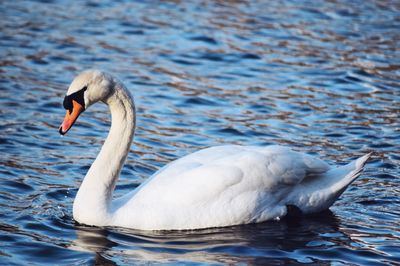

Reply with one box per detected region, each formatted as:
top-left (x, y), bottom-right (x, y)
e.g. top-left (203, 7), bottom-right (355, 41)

top-left (73, 84), bottom-right (135, 225)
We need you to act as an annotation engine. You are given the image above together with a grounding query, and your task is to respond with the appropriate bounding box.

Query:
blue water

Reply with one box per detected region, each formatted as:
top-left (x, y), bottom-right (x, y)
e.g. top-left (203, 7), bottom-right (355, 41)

top-left (1, 0), bottom-right (399, 265)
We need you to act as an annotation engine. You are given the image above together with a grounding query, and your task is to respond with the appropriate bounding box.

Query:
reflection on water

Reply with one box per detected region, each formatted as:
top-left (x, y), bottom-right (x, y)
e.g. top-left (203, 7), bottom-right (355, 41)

top-left (70, 212), bottom-right (346, 265)
top-left (0, 0), bottom-right (399, 265)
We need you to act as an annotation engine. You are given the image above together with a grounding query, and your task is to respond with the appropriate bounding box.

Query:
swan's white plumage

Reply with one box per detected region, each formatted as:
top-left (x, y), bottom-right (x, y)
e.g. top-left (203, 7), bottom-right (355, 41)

top-left (62, 70), bottom-right (371, 230)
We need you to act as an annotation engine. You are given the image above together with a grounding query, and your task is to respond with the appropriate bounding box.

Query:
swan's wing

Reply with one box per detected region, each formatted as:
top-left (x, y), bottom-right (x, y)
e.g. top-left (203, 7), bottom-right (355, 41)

top-left (114, 145), bottom-right (333, 229)
top-left (130, 158), bottom-right (244, 207)
top-left (245, 145), bottom-right (330, 186)
top-left (128, 145), bottom-right (330, 206)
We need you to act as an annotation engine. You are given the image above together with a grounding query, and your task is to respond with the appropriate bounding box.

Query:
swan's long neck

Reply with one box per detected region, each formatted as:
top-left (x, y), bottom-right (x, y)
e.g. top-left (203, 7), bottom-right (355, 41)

top-left (73, 83), bottom-right (135, 226)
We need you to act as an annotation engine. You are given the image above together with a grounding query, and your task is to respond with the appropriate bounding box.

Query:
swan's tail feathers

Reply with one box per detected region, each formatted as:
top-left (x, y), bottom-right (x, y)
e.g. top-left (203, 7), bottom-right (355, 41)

top-left (295, 153), bottom-right (372, 214)
top-left (332, 152), bottom-right (371, 191)
top-left (325, 152), bottom-right (372, 208)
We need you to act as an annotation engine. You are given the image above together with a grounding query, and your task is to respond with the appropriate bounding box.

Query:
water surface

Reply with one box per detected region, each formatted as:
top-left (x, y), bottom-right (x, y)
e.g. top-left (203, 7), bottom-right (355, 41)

top-left (1, 0), bottom-right (399, 265)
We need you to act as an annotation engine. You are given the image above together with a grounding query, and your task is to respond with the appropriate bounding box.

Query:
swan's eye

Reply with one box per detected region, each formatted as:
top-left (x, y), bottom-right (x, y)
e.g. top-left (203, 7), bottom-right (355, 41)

top-left (63, 86), bottom-right (87, 114)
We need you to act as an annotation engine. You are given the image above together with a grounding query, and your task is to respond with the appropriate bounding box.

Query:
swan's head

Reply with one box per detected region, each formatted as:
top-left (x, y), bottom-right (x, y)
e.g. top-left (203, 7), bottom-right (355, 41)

top-left (59, 69), bottom-right (114, 135)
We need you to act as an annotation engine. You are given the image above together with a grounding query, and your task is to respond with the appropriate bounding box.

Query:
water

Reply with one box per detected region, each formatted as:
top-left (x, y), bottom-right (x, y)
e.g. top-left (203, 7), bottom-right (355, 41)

top-left (1, 0), bottom-right (399, 265)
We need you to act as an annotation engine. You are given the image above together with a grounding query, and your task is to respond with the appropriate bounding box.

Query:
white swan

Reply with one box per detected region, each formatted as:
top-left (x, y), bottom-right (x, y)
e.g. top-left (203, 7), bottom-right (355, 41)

top-left (59, 69), bottom-right (370, 230)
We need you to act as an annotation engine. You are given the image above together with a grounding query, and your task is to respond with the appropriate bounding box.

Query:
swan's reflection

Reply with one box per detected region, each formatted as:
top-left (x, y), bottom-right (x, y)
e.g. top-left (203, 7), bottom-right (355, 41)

top-left (70, 211), bottom-right (347, 264)
top-left (69, 225), bottom-right (117, 265)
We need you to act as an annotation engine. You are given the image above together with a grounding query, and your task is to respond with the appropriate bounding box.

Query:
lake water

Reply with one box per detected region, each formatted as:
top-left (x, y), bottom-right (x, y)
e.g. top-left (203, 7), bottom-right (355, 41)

top-left (1, 0), bottom-right (399, 265)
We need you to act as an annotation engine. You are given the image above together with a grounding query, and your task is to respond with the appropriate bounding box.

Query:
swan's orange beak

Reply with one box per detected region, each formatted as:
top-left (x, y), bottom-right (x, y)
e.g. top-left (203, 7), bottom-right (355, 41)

top-left (59, 100), bottom-right (84, 135)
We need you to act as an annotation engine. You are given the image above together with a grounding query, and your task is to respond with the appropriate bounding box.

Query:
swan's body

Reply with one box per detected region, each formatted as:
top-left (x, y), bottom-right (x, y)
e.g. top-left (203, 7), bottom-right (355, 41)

top-left (60, 70), bottom-right (370, 230)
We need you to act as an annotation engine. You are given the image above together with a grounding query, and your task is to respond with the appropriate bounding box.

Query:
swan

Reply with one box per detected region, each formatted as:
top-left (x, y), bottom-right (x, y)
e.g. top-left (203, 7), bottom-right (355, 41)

top-left (59, 69), bottom-right (371, 230)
